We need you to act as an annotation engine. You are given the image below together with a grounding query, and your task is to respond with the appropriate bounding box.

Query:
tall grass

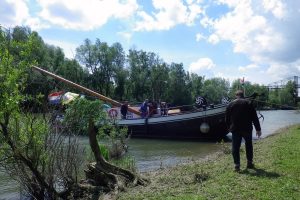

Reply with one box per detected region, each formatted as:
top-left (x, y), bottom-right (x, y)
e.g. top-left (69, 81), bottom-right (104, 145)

top-left (85, 143), bottom-right (136, 172)
top-left (111, 156), bottom-right (136, 172)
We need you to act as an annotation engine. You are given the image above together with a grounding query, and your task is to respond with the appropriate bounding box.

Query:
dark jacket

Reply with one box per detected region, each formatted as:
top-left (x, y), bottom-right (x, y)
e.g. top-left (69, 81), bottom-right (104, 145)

top-left (225, 98), bottom-right (261, 133)
top-left (120, 104), bottom-right (128, 117)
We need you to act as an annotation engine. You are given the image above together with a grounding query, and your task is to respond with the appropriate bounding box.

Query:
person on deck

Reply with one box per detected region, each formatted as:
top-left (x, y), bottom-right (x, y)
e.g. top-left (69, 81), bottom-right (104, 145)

top-left (148, 101), bottom-right (157, 117)
top-left (152, 101), bottom-right (158, 115)
top-left (120, 101), bottom-right (128, 119)
top-left (160, 102), bottom-right (168, 116)
top-left (140, 99), bottom-right (149, 118)
top-left (225, 90), bottom-right (262, 172)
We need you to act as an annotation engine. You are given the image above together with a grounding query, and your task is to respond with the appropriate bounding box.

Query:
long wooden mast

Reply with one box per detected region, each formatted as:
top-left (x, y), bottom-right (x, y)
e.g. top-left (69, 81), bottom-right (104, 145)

top-left (32, 66), bottom-right (141, 116)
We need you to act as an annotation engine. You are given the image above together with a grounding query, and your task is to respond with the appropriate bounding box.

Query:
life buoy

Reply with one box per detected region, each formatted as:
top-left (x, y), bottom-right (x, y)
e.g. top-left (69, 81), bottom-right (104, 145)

top-left (108, 108), bottom-right (118, 118)
top-left (200, 122), bottom-right (210, 133)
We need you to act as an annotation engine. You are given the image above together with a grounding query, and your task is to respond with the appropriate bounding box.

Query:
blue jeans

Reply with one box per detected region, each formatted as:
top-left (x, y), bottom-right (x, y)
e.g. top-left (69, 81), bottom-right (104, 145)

top-left (232, 131), bottom-right (253, 166)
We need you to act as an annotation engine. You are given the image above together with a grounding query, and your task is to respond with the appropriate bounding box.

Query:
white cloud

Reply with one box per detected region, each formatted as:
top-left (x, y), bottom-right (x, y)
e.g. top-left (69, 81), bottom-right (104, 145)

top-left (44, 39), bottom-right (78, 59)
top-left (266, 61), bottom-right (300, 81)
top-left (25, 17), bottom-right (50, 30)
top-left (117, 31), bottom-right (132, 43)
top-left (238, 64), bottom-right (259, 72)
top-left (188, 57), bottom-right (216, 77)
top-left (0, 0), bottom-right (203, 32)
top-left (186, 2), bottom-right (203, 25)
top-left (200, 15), bottom-right (214, 28)
top-left (37, 0), bottom-right (139, 30)
top-left (262, 0), bottom-right (286, 19)
top-left (203, 0), bottom-right (300, 82)
top-left (219, 61), bottom-right (300, 85)
top-left (188, 59), bottom-right (267, 84)
top-left (196, 33), bottom-right (205, 41)
top-left (134, 0), bottom-right (203, 31)
top-left (208, 34), bottom-right (219, 44)
top-left (214, 65), bottom-right (270, 85)
top-left (0, 0), bottom-right (29, 27)
top-left (216, 0), bottom-right (242, 8)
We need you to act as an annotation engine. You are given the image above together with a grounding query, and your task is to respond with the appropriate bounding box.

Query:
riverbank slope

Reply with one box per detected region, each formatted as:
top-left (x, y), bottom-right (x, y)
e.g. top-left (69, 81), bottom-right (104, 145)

top-left (118, 124), bottom-right (300, 199)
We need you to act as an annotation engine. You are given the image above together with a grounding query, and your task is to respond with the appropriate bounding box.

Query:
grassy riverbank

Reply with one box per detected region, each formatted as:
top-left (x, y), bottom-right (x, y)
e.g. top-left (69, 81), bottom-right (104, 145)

top-left (118, 124), bottom-right (300, 200)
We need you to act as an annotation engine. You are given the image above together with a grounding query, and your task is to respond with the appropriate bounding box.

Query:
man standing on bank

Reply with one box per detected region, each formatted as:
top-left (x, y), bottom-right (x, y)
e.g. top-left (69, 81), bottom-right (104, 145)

top-left (225, 90), bottom-right (262, 172)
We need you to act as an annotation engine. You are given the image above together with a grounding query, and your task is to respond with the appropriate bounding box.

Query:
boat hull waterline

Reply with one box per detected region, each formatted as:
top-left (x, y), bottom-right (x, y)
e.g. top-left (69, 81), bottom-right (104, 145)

top-left (118, 106), bottom-right (228, 140)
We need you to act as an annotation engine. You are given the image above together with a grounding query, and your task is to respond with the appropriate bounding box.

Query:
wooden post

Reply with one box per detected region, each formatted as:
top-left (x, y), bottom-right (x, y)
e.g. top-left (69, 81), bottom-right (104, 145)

top-left (32, 66), bottom-right (141, 116)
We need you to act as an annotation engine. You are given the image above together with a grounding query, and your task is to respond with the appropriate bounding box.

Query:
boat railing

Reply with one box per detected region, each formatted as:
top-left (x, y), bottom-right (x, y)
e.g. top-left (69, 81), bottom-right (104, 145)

top-left (120, 102), bottom-right (228, 120)
top-left (168, 103), bottom-right (226, 114)
top-left (135, 103), bottom-right (227, 119)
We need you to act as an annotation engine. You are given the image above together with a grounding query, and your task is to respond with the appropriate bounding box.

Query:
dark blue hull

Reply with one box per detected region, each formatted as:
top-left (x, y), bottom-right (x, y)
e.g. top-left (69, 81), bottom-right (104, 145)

top-left (119, 105), bottom-right (229, 140)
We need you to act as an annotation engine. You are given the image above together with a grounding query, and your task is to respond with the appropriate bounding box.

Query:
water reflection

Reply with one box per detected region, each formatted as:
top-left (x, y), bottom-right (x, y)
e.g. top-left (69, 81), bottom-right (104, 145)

top-left (0, 168), bottom-right (20, 200)
top-left (258, 110), bottom-right (300, 137)
top-left (127, 139), bottom-right (221, 172)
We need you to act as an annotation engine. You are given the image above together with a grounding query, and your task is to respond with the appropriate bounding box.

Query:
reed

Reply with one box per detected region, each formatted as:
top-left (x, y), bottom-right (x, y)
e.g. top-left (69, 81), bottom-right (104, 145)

top-left (111, 155), bottom-right (137, 172)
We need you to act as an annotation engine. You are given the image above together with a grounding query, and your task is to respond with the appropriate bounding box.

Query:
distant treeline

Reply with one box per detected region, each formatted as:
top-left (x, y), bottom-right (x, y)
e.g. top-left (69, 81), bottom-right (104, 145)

top-left (1, 26), bottom-right (298, 109)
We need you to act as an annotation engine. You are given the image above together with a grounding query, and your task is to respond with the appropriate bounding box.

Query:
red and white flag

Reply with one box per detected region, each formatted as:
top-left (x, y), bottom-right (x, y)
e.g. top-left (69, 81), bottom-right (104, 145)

top-left (48, 91), bottom-right (63, 104)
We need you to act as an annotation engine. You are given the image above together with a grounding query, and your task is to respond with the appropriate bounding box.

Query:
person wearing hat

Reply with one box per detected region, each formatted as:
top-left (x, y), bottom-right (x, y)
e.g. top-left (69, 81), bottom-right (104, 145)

top-left (225, 90), bottom-right (262, 172)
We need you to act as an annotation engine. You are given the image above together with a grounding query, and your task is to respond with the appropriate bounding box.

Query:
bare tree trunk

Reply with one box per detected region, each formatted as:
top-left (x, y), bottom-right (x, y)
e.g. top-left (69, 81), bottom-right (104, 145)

top-left (84, 119), bottom-right (148, 192)
top-left (88, 118), bottom-right (105, 163)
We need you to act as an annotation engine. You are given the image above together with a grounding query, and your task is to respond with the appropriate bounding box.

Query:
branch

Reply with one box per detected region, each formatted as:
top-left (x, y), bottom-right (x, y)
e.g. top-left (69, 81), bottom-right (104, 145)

top-left (1, 118), bottom-right (59, 198)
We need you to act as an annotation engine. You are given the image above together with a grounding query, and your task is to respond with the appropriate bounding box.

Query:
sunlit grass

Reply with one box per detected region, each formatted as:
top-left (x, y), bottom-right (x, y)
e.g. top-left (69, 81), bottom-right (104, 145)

top-left (118, 124), bottom-right (300, 200)
top-left (111, 155), bottom-right (136, 172)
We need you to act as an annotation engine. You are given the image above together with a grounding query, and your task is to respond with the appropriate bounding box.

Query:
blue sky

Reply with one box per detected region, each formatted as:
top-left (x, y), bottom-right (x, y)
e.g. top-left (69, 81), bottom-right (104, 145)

top-left (1, 0), bottom-right (300, 85)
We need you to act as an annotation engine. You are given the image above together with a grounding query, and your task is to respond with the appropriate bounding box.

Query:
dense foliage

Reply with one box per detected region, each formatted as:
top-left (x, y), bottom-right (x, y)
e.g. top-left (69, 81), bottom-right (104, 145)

top-left (2, 26), bottom-right (299, 110)
top-left (63, 98), bottom-right (129, 159)
top-left (0, 26), bottom-right (85, 199)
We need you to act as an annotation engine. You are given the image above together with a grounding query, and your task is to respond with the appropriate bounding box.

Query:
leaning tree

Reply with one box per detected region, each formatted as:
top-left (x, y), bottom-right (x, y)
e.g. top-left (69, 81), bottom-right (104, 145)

top-left (63, 98), bottom-right (148, 196)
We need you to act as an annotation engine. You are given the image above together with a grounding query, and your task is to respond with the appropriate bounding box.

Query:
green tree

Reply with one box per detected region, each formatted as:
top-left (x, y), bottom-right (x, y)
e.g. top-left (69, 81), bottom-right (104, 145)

top-left (150, 62), bottom-right (169, 102)
top-left (110, 42), bottom-right (126, 100)
top-left (167, 63), bottom-right (192, 105)
top-left (76, 38), bottom-right (100, 92)
top-left (95, 39), bottom-right (113, 96)
top-left (187, 73), bottom-right (204, 102)
top-left (0, 28), bottom-right (82, 199)
top-left (202, 77), bottom-right (230, 104)
top-left (76, 39), bottom-right (126, 97)
top-left (8, 26), bottom-right (87, 108)
top-left (25, 43), bottom-right (65, 100)
top-left (56, 58), bottom-right (89, 91)
top-left (229, 79), bottom-right (269, 108)
top-left (63, 98), bottom-right (148, 192)
top-left (114, 67), bottom-right (129, 101)
top-left (268, 89), bottom-right (280, 108)
top-left (127, 49), bottom-right (151, 101)
top-left (278, 81), bottom-right (296, 107)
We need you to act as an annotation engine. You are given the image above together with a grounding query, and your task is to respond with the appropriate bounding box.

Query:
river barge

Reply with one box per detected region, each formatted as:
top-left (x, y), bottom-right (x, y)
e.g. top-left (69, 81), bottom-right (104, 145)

top-left (33, 66), bottom-right (229, 140)
top-left (118, 105), bottom-right (228, 139)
